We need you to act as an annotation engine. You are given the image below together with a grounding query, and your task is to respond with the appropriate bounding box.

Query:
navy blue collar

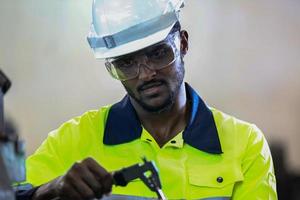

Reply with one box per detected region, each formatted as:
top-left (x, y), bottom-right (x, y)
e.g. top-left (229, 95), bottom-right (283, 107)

top-left (103, 83), bottom-right (222, 154)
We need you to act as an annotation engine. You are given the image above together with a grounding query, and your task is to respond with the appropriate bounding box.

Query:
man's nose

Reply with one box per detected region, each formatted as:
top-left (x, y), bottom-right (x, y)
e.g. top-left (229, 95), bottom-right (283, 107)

top-left (138, 64), bottom-right (157, 80)
top-left (136, 55), bottom-right (156, 80)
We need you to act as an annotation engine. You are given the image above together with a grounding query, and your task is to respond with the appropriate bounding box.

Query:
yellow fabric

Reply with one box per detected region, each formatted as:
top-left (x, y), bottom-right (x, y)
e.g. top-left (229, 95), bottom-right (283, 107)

top-left (140, 128), bottom-right (184, 149)
top-left (26, 106), bottom-right (277, 199)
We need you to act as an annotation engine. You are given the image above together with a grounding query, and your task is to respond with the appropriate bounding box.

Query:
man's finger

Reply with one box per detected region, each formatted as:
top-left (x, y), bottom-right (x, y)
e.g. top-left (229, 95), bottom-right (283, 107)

top-left (58, 179), bottom-right (82, 200)
top-left (78, 163), bottom-right (104, 198)
top-left (69, 174), bottom-right (96, 200)
top-left (82, 158), bottom-right (112, 195)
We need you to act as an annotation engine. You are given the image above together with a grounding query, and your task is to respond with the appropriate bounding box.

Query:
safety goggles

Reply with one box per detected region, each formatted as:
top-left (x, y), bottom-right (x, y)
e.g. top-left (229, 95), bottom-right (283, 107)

top-left (105, 32), bottom-right (180, 81)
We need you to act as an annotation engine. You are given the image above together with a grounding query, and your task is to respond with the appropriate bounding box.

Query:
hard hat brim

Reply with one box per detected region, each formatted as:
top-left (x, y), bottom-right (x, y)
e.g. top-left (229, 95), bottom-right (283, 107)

top-left (93, 22), bottom-right (176, 59)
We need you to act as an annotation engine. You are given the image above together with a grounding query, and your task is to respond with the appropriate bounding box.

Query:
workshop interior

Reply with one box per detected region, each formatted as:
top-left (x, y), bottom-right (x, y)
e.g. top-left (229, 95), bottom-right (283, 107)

top-left (1, 0), bottom-right (300, 199)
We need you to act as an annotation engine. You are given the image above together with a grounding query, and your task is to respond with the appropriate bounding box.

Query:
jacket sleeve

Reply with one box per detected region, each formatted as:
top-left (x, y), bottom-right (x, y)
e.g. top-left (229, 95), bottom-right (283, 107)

top-left (25, 109), bottom-right (106, 187)
top-left (15, 186), bottom-right (40, 200)
top-left (25, 128), bottom-right (69, 187)
top-left (232, 125), bottom-right (278, 199)
top-left (15, 128), bottom-right (68, 200)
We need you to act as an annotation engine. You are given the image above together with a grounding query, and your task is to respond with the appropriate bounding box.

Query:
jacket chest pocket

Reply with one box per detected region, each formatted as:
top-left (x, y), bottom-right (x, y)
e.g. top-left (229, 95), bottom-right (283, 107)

top-left (187, 163), bottom-right (244, 199)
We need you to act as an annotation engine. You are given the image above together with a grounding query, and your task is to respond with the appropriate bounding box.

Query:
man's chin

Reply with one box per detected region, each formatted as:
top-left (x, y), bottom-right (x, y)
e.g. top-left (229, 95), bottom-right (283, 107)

top-left (124, 84), bottom-right (175, 113)
top-left (138, 98), bottom-right (174, 114)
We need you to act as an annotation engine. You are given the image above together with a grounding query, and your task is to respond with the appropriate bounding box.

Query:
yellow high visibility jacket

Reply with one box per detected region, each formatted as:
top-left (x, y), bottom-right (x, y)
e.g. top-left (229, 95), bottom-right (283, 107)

top-left (26, 84), bottom-right (277, 199)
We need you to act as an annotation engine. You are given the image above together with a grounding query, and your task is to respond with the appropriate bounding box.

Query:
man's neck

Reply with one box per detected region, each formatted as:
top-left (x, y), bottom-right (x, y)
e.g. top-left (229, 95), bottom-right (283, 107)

top-left (131, 84), bottom-right (190, 147)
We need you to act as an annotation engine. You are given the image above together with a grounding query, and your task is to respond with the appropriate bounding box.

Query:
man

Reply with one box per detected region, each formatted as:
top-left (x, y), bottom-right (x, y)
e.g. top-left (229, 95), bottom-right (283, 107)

top-left (17, 0), bottom-right (277, 199)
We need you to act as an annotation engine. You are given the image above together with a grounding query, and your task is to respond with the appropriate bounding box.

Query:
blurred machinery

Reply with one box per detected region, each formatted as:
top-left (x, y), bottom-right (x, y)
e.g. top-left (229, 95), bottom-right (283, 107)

top-left (271, 143), bottom-right (300, 200)
top-left (0, 70), bottom-right (25, 200)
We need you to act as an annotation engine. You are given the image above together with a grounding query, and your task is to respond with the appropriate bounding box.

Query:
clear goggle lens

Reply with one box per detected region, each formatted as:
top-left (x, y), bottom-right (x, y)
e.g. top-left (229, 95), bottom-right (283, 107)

top-left (105, 32), bottom-right (180, 81)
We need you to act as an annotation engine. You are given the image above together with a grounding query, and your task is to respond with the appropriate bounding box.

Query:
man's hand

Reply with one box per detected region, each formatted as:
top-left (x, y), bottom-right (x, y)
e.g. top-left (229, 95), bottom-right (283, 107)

top-left (32, 157), bottom-right (113, 200)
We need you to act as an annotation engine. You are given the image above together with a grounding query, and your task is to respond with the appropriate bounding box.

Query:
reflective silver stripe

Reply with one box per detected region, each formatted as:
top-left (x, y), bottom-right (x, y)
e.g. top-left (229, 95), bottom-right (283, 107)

top-left (101, 195), bottom-right (230, 200)
top-left (87, 11), bottom-right (178, 49)
top-left (101, 195), bottom-right (156, 200)
top-left (200, 198), bottom-right (230, 200)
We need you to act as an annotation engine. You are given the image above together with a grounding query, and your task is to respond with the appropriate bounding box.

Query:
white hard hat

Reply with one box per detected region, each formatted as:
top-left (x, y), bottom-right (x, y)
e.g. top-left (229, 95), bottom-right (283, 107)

top-left (87, 0), bottom-right (185, 59)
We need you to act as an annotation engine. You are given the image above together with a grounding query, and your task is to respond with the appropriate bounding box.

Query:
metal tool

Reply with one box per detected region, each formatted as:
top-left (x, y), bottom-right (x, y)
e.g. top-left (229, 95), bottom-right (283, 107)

top-left (113, 158), bottom-right (166, 200)
top-left (51, 158), bottom-right (166, 200)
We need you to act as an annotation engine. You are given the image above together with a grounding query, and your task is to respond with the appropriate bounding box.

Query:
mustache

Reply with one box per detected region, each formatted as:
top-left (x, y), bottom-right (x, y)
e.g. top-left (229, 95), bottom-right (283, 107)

top-left (137, 79), bottom-right (166, 91)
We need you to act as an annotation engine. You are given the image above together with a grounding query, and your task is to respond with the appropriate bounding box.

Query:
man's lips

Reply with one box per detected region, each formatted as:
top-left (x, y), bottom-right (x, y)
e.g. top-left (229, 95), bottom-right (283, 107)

top-left (137, 81), bottom-right (166, 96)
top-left (138, 81), bottom-right (164, 91)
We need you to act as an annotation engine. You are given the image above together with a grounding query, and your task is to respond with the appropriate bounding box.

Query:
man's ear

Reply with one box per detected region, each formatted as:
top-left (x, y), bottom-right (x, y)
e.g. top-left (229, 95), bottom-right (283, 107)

top-left (180, 30), bottom-right (189, 56)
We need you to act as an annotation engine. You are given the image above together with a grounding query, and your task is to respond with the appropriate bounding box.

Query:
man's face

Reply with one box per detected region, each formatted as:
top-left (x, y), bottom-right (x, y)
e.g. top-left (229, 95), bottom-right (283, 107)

top-left (122, 56), bottom-right (185, 113)
top-left (119, 32), bottom-right (188, 113)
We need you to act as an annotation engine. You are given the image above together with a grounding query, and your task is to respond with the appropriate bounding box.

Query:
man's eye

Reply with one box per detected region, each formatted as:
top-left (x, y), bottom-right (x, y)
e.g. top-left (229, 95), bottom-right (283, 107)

top-left (151, 48), bottom-right (167, 59)
top-left (116, 58), bottom-right (134, 68)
